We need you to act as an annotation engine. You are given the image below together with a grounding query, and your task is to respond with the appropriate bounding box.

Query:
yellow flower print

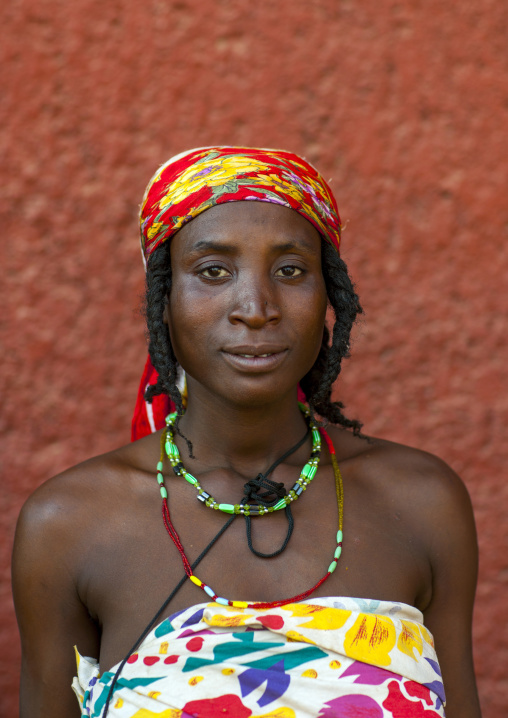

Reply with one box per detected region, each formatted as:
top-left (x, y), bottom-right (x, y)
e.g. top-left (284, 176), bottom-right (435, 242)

top-left (286, 630), bottom-right (316, 644)
top-left (178, 157), bottom-right (271, 188)
top-left (147, 222), bottom-right (164, 240)
top-left (282, 603), bottom-right (351, 631)
top-left (301, 668), bottom-right (318, 678)
top-left (251, 708), bottom-right (296, 718)
top-left (344, 614), bottom-right (396, 667)
top-left (156, 156), bottom-right (278, 210)
top-left (418, 623), bottom-right (435, 647)
top-left (131, 708), bottom-right (181, 718)
top-left (397, 620), bottom-right (423, 661)
top-left (263, 174), bottom-right (304, 202)
top-left (205, 613), bottom-right (254, 627)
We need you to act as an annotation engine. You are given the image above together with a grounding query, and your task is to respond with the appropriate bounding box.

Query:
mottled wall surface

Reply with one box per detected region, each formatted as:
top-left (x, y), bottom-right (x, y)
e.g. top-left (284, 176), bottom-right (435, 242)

top-left (1, 0), bottom-right (507, 715)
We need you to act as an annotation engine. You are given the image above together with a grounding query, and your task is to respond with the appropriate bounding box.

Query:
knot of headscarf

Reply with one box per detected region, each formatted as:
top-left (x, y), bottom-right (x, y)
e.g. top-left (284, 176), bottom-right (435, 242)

top-left (139, 146), bottom-right (341, 263)
top-left (133, 146), bottom-right (341, 441)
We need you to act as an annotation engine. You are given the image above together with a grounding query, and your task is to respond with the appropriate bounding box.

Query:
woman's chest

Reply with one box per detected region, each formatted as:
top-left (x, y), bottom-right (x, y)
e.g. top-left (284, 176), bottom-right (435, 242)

top-left (83, 465), bottom-right (432, 670)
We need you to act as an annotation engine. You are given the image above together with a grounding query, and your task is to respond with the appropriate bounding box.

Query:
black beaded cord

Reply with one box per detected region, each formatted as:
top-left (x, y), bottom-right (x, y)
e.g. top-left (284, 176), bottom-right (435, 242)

top-left (101, 425), bottom-right (310, 717)
top-left (242, 427), bottom-right (310, 557)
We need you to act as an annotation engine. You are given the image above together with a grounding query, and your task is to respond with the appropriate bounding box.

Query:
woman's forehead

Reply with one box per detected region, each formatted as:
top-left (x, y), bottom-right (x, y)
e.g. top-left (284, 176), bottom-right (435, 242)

top-left (172, 201), bottom-right (322, 253)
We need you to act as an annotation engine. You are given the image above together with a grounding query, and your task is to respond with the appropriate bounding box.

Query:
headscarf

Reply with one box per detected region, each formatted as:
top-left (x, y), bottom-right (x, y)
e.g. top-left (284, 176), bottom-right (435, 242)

top-left (132, 146), bottom-right (342, 440)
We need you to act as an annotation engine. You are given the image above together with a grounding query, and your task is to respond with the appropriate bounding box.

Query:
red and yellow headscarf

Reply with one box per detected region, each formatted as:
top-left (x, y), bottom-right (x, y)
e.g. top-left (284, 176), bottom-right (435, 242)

top-left (140, 146), bottom-right (341, 263)
top-left (133, 146), bottom-right (342, 440)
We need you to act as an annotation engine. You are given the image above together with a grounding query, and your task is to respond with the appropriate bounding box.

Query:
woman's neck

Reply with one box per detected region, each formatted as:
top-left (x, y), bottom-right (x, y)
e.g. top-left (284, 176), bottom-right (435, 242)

top-left (175, 386), bottom-right (309, 479)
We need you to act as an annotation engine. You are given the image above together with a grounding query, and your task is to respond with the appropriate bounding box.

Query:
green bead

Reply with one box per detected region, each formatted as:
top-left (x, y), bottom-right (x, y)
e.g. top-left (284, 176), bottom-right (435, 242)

top-left (157, 472), bottom-right (164, 485)
top-left (160, 487), bottom-right (168, 499)
top-left (334, 546), bottom-right (342, 559)
top-left (273, 499), bottom-right (286, 511)
top-left (157, 461), bottom-right (163, 472)
top-left (327, 560), bottom-right (337, 574)
top-left (336, 530), bottom-right (343, 544)
top-left (218, 503), bottom-right (234, 513)
top-left (184, 474), bottom-right (198, 486)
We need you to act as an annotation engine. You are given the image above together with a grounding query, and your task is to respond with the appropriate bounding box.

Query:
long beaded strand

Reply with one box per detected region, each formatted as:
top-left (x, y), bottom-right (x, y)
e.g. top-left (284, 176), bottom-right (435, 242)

top-left (157, 425), bottom-right (344, 610)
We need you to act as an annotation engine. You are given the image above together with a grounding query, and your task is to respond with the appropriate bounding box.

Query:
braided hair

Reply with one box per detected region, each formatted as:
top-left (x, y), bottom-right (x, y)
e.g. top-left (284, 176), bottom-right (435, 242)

top-left (144, 238), bottom-right (363, 434)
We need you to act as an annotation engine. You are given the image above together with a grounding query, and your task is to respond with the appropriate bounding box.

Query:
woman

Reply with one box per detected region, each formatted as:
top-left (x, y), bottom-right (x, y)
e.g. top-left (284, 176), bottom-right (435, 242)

top-left (13, 147), bottom-right (481, 717)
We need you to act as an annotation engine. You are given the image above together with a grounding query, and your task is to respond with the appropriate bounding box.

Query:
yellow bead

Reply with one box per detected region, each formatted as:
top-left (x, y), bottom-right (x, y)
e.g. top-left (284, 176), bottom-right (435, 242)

top-left (231, 600), bottom-right (248, 609)
top-left (190, 575), bottom-right (202, 587)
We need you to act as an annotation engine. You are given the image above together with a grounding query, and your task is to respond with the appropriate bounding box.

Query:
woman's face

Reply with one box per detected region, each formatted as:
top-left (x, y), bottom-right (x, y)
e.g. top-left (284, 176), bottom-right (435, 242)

top-left (165, 201), bottom-right (327, 408)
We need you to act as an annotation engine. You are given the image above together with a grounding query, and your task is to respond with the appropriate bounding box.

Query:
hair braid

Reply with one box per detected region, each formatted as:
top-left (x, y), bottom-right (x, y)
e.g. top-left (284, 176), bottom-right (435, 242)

top-left (144, 243), bottom-right (183, 414)
top-left (300, 242), bottom-right (363, 433)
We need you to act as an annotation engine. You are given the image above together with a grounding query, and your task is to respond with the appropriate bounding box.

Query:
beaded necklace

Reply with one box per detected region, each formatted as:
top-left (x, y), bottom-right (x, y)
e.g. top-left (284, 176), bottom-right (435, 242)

top-left (162, 403), bottom-right (322, 515)
top-left (156, 417), bottom-right (344, 610)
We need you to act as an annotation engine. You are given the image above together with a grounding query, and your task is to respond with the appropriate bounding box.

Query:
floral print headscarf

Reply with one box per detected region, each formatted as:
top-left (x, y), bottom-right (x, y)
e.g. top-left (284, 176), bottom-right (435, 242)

top-left (140, 146), bottom-right (342, 263)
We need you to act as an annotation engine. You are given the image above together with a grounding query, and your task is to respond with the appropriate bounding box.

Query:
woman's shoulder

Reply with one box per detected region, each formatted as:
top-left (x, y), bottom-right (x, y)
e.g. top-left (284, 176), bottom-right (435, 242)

top-left (326, 424), bottom-right (474, 529)
top-left (15, 432), bottom-right (161, 553)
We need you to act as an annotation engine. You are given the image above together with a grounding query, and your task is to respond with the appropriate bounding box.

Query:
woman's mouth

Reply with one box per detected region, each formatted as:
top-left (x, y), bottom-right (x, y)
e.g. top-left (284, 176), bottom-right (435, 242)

top-left (238, 353), bottom-right (274, 358)
top-left (221, 348), bottom-right (288, 372)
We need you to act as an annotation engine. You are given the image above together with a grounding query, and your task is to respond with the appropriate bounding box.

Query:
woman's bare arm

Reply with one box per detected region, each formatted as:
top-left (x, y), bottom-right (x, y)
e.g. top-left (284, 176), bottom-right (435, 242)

top-left (12, 479), bottom-right (100, 718)
top-left (419, 457), bottom-right (482, 717)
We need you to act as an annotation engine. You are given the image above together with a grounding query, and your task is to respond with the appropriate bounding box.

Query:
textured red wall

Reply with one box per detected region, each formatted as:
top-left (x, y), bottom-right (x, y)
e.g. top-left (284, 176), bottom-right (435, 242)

top-left (1, 1), bottom-right (507, 715)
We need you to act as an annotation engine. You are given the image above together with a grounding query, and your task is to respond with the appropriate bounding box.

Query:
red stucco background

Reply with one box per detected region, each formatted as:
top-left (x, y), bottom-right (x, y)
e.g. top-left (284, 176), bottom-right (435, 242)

top-left (1, 1), bottom-right (507, 715)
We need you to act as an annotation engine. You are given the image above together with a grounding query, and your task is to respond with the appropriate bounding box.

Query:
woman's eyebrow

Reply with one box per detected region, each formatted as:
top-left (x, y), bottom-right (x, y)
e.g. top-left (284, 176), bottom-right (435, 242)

top-left (271, 240), bottom-right (316, 253)
top-left (189, 239), bottom-right (238, 254)
top-left (189, 239), bottom-right (315, 255)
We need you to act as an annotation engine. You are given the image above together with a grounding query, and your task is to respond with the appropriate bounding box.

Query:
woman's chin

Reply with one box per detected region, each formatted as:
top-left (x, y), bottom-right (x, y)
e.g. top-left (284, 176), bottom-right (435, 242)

top-left (188, 375), bottom-right (300, 412)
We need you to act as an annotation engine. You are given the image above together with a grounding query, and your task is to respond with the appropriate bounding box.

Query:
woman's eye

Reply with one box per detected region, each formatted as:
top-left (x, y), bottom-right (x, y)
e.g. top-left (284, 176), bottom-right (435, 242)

top-left (276, 265), bottom-right (303, 277)
top-left (200, 266), bottom-right (230, 279)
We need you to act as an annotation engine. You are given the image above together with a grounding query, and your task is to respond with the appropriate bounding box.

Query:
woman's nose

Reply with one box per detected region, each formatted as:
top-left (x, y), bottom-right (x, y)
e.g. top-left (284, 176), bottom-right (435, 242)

top-left (228, 277), bottom-right (281, 328)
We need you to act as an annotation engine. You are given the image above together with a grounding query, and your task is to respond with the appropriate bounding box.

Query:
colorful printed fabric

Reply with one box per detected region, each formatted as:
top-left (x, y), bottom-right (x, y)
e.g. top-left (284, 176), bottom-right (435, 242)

top-left (73, 596), bottom-right (446, 717)
top-left (140, 146), bottom-right (342, 263)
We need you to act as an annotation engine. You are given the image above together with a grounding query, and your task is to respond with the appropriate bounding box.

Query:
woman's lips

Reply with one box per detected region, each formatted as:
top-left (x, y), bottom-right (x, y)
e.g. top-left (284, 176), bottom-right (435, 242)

top-left (221, 349), bottom-right (288, 372)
